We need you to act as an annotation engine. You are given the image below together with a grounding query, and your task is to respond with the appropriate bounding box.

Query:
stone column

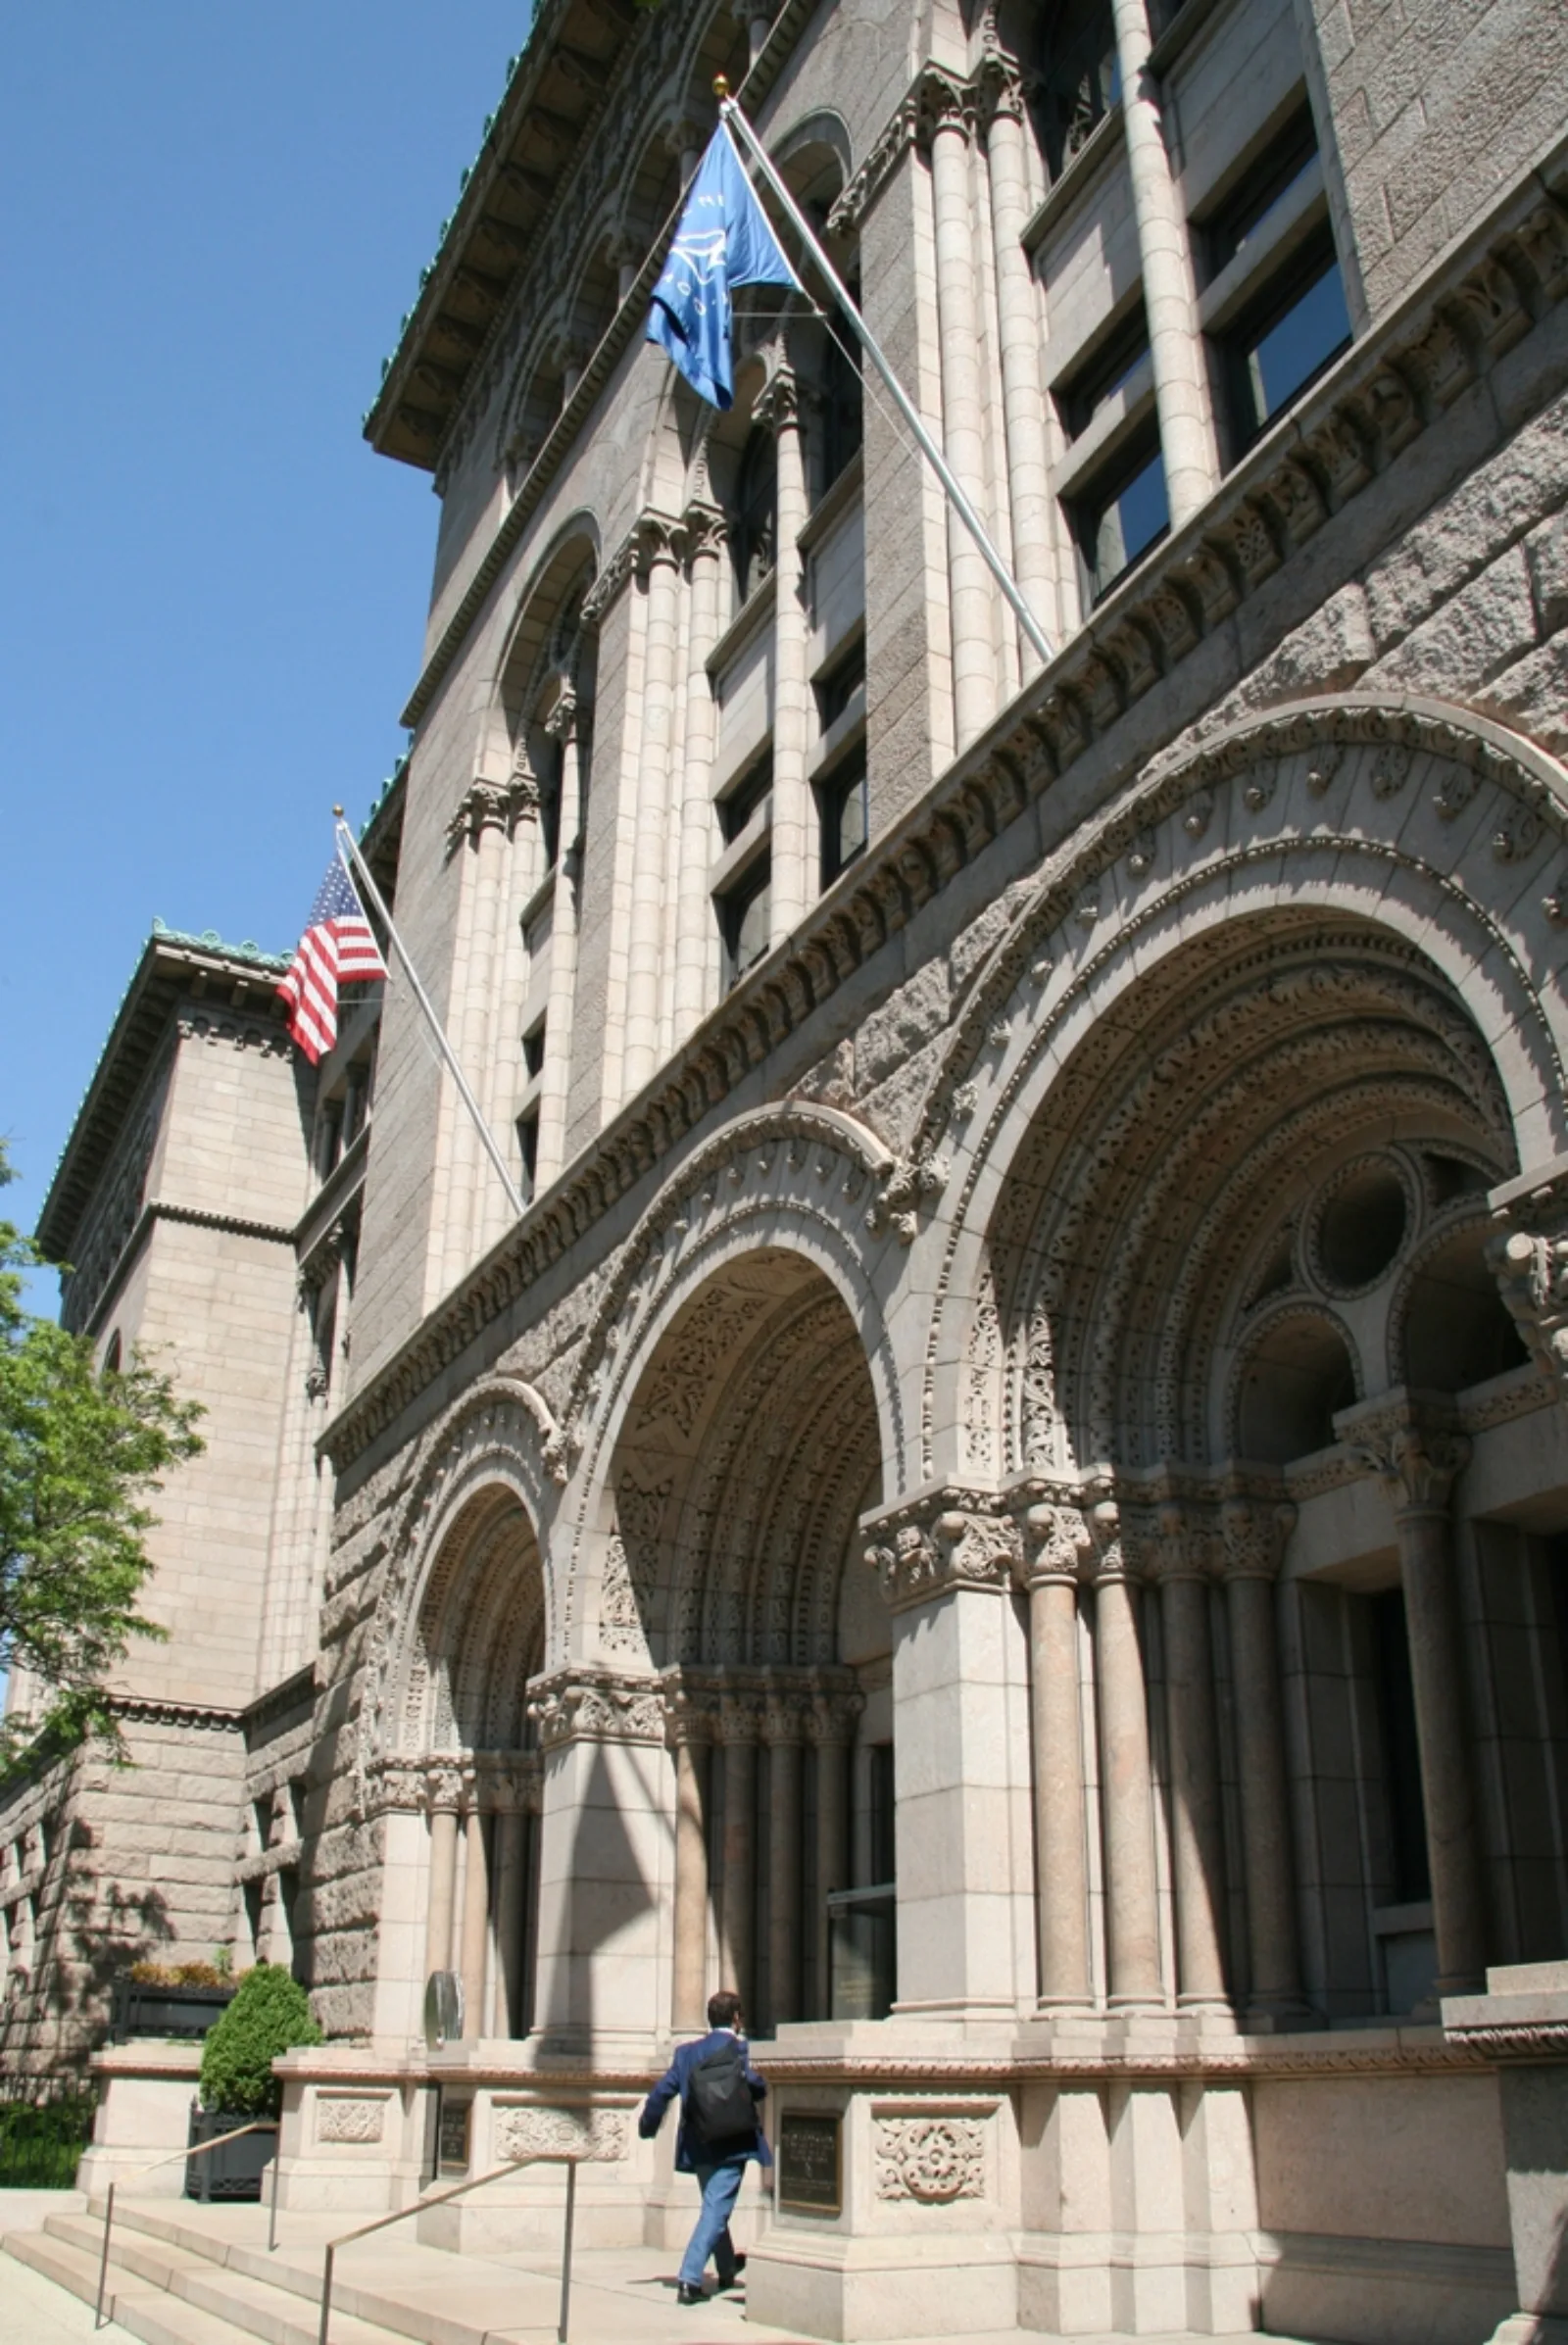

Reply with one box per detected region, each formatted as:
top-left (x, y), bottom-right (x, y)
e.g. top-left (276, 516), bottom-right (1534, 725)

top-left (492, 1776), bottom-right (528, 2038)
top-left (1108, 0), bottom-right (1220, 527)
top-left (1022, 1500), bottom-right (1094, 2011)
top-left (621, 519), bottom-right (682, 1099)
top-left (760, 370), bottom-right (812, 943)
top-left (668, 1698), bottom-right (711, 2033)
top-left (1153, 1505), bottom-right (1228, 2010)
top-left (719, 1699), bottom-right (760, 2012)
top-left (1220, 1491), bottom-right (1306, 2020)
top-left (461, 1795), bottom-right (490, 2040)
top-left (535, 696), bottom-right (581, 1189)
top-left (808, 1691), bottom-right (859, 2021)
top-left (979, 59), bottom-right (1062, 663)
top-left (424, 1772), bottom-right (462, 1987)
top-left (765, 1699), bottom-right (805, 2030)
top-left (439, 783), bottom-right (512, 1291)
top-left (1090, 1503), bottom-right (1162, 2009)
top-left (926, 82), bottom-right (999, 746)
top-left (672, 504), bottom-right (726, 1042)
top-left (1344, 1396), bottom-right (1485, 1996)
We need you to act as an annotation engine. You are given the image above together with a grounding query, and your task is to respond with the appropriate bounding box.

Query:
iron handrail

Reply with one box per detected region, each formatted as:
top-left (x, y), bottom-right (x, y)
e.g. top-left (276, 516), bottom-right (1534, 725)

top-left (317, 2151), bottom-right (580, 2345)
top-left (94, 2119), bottom-right (276, 2328)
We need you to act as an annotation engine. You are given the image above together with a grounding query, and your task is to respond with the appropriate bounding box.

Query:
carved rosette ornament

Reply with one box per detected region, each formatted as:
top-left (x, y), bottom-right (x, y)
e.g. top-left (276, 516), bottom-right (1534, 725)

top-left (873, 2115), bottom-right (987, 2203)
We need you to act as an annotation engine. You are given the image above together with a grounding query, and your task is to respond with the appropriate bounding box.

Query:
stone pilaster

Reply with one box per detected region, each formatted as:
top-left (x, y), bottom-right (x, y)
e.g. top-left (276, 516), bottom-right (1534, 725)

top-left (1019, 1495), bottom-right (1094, 2010)
top-left (1088, 1501), bottom-right (1162, 2010)
top-left (1219, 1487), bottom-right (1308, 2022)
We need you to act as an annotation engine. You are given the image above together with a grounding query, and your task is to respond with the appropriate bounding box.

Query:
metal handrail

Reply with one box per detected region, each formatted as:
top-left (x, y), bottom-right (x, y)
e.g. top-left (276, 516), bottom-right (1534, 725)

top-left (94, 2119), bottom-right (276, 2328)
top-left (317, 2151), bottom-right (580, 2345)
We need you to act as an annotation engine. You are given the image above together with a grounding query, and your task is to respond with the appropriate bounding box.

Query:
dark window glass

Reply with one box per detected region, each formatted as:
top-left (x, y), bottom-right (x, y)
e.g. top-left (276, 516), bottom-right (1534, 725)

top-left (868, 1744), bottom-right (896, 1885)
top-left (1206, 111), bottom-right (1320, 278)
top-left (522, 1024), bottom-right (546, 1078)
top-left (819, 322), bottom-right (863, 496)
top-left (1371, 1588), bottom-right (1431, 1904)
top-left (539, 735), bottom-right (564, 866)
top-left (731, 424), bottom-right (777, 604)
top-left (1059, 307), bottom-right (1150, 439)
top-left (818, 753), bottom-right (868, 888)
top-left (1039, 0), bottom-right (1120, 180)
top-left (815, 639), bottom-right (865, 730)
top-left (1076, 439), bottom-right (1169, 603)
top-left (720, 859), bottom-right (772, 989)
top-left (718, 753), bottom-right (772, 845)
top-left (516, 1109), bottom-right (539, 1202)
top-left (1225, 248), bottom-right (1351, 450)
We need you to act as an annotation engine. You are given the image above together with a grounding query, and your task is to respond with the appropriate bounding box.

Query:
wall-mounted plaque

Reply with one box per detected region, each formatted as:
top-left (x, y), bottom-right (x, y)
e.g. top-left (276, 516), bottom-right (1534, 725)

top-left (438, 2093), bottom-right (472, 2177)
top-left (777, 2111), bottom-right (842, 2215)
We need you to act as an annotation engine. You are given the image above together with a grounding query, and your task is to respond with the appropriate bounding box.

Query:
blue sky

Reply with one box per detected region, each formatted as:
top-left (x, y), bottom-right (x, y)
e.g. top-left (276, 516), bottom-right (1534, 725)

top-left (1, 4), bottom-right (533, 1293)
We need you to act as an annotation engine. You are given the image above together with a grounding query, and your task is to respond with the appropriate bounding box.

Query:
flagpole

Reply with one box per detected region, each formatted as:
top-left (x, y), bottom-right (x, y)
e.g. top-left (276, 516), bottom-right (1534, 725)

top-left (332, 811), bottom-right (527, 1222)
top-left (714, 82), bottom-right (1055, 670)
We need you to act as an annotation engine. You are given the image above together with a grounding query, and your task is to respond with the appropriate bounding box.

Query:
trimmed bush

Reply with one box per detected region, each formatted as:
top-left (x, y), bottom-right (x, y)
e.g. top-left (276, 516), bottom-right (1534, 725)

top-left (198, 1963), bottom-right (321, 2117)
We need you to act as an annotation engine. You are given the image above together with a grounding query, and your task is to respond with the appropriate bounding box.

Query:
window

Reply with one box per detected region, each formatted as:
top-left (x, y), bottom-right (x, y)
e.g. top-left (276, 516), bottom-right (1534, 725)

top-left (1074, 436), bottom-right (1169, 604)
top-left (717, 753), bottom-right (772, 845)
top-left (815, 638), bottom-right (865, 730)
top-left (730, 423), bottom-right (777, 605)
top-left (818, 324), bottom-right (863, 497)
top-left (1039, 0), bottom-right (1119, 180)
top-left (522, 1022), bottom-right (546, 1079)
top-left (719, 859), bottom-right (772, 990)
top-left (1058, 307), bottom-right (1150, 440)
top-left (818, 752), bottom-right (868, 888)
top-left (539, 733), bottom-right (564, 866)
top-left (516, 1108), bottom-right (539, 1202)
top-left (1205, 112), bottom-right (1321, 278)
top-left (1220, 240), bottom-right (1351, 453)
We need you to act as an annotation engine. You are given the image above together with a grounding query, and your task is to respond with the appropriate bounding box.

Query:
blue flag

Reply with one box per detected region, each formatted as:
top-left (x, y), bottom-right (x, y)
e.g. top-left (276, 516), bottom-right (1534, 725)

top-left (646, 124), bottom-right (799, 410)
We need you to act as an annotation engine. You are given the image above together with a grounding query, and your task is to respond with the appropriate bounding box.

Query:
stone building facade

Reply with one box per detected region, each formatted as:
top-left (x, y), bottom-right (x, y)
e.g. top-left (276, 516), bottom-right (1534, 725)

top-left (12, 0), bottom-right (1568, 2338)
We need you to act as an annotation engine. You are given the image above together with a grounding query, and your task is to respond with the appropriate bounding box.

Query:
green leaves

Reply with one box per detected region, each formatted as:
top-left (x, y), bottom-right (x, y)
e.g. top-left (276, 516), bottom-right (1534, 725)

top-left (198, 1964), bottom-right (322, 2116)
top-left (0, 1142), bottom-right (203, 1780)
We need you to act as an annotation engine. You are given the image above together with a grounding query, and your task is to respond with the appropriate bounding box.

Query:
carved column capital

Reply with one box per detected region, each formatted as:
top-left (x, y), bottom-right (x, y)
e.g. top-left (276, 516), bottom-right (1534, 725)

top-left (1219, 1489), bottom-right (1297, 1581)
top-left (662, 1683), bottom-right (718, 1749)
top-left (1019, 1497), bottom-right (1092, 1587)
top-left (425, 1760), bottom-right (466, 1815)
top-left (1084, 1497), bottom-right (1130, 1584)
top-left (682, 499), bottom-right (728, 563)
top-left (445, 776), bottom-right (514, 853)
top-left (805, 1687), bottom-right (864, 1747)
top-left (717, 1693), bottom-right (764, 1745)
top-left (762, 1697), bottom-right (808, 1747)
top-left (1338, 1392), bottom-right (1470, 1517)
top-left (1488, 1166), bottom-right (1568, 1401)
top-left (865, 1493), bottom-right (1021, 1611)
top-left (1139, 1498), bottom-right (1222, 1585)
top-left (754, 367), bottom-right (801, 433)
top-left (527, 1667), bottom-right (665, 1750)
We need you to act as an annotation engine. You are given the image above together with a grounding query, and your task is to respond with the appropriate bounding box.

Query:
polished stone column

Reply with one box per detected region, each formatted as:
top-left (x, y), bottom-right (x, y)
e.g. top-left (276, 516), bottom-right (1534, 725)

top-left (669, 1702), bottom-right (711, 2033)
top-left (672, 504), bottom-right (725, 1043)
top-left (927, 85), bottom-right (999, 745)
top-left (760, 371), bottom-right (811, 942)
top-left (1091, 1503), bottom-right (1162, 2008)
top-left (1023, 1501), bottom-right (1093, 2010)
top-left (622, 520), bottom-right (682, 1097)
top-left (1154, 1505), bottom-right (1228, 2010)
top-left (765, 1701), bottom-right (804, 2029)
top-left (1109, 0), bottom-right (1220, 528)
top-left (1220, 1492), bottom-right (1305, 2020)
top-left (461, 1797), bottom-right (490, 2040)
top-left (1346, 1397), bottom-right (1485, 1995)
top-left (719, 1700), bottom-right (760, 2012)
top-left (424, 1773), bottom-right (462, 1988)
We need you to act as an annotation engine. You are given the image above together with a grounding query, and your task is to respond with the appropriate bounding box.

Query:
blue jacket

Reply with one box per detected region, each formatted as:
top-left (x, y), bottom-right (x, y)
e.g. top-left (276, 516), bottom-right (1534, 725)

top-left (638, 2028), bottom-right (772, 2173)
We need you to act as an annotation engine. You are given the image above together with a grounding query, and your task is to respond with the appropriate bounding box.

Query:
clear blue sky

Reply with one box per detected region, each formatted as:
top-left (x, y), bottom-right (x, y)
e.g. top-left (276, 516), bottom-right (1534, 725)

top-left (1, 4), bottom-right (533, 1291)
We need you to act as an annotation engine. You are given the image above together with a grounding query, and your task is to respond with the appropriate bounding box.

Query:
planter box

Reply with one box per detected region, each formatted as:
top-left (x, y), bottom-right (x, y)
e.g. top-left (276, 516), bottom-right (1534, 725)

top-left (112, 1979), bottom-right (235, 2042)
top-left (185, 2102), bottom-right (277, 2201)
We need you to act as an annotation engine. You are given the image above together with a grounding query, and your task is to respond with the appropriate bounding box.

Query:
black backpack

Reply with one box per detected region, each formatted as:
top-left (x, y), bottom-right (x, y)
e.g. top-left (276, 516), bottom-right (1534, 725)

top-left (686, 2039), bottom-right (756, 2144)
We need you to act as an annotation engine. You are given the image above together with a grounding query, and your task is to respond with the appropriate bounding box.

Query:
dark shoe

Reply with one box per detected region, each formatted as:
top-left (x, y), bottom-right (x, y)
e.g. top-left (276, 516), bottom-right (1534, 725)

top-left (676, 2282), bottom-right (708, 2306)
top-left (715, 2256), bottom-right (747, 2291)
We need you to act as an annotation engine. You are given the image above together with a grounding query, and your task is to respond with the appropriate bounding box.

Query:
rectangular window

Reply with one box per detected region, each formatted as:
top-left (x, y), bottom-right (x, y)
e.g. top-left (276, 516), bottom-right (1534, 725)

top-left (815, 639), bottom-right (865, 731)
top-left (522, 1022), bottom-right (546, 1078)
top-left (1058, 307), bottom-right (1151, 441)
top-left (1222, 241), bottom-right (1351, 452)
top-left (516, 1107), bottom-right (539, 1203)
top-left (1205, 110), bottom-right (1321, 279)
top-left (719, 857), bottom-right (772, 990)
top-left (817, 751), bottom-right (868, 888)
top-left (1074, 436), bottom-right (1169, 605)
top-left (717, 752), bottom-right (772, 845)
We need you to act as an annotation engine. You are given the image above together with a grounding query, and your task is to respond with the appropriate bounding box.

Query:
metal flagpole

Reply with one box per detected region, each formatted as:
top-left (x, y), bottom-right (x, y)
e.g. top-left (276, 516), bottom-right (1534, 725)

top-left (714, 81), bottom-right (1055, 670)
top-left (332, 811), bottom-right (527, 1222)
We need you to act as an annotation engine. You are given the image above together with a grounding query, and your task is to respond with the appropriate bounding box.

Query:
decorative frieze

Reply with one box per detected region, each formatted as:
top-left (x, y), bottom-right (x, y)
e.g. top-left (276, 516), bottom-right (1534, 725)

top-left (493, 2103), bottom-right (627, 2162)
top-left (315, 2094), bottom-right (386, 2145)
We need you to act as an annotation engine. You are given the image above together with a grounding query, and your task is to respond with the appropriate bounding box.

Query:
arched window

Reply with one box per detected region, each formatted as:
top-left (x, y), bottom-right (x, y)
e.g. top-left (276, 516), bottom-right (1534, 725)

top-left (730, 423), bottom-right (777, 605)
top-left (1039, 0), bottom-right (1120, 179)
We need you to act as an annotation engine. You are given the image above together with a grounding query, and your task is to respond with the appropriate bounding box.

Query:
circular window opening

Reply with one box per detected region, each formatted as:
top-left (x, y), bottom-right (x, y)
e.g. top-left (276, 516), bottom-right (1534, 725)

top-left (1315, 1159), bottom-right (1407, 1293)
top-left (1236, 1313), bottom-right (1358, 1464)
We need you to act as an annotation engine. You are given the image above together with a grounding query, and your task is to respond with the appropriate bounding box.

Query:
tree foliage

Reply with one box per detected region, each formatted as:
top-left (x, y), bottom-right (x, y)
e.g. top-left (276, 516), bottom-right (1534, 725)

top-left (199, 1964), bottom-right (322, 2115)
top-left (0, 1143), bottom-right (203, 1777)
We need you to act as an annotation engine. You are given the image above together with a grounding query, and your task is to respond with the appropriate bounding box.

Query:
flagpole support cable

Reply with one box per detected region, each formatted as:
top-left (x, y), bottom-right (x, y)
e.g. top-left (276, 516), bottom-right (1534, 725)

top-left (713, 85), bottom-right (1054, 669)
top-left (333, 819), bottom-right (526, 1224)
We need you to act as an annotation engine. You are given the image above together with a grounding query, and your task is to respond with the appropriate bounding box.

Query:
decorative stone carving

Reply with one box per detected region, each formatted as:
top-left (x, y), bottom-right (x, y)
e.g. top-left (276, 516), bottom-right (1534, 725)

top-left (1218, 1490), bottom-right (1296, 1580)
top-left (316, 2095), bottom-right (386, 2145)
top-left (1341, 1395), bottom-right (1470, 1515)
top-left (865, 1499), bottom-right (1020, 1610)
top-left (493, 2104), bottom-right (627, 2163)
top-left (1490, 1171), bottom-right (1568, 1399)
top-left (528, 1671), bottom-right (664, 1749)
top-left (873, 2116), bottom-right (986, 2202)
top-left (1019, 1498), bottom-right (1092, 1585)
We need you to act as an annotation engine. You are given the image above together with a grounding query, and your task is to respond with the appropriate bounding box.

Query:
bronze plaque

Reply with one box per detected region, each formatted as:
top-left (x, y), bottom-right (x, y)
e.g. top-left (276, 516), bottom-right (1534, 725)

top-left (777, 2111), bottom-right (842, 2215)
top-left (438, 2095), bottom-right (471, 2176)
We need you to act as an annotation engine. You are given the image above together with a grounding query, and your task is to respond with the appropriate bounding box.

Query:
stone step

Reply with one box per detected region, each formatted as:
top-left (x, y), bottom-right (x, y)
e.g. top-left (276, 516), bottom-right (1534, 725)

top-left (4, 2217), bottom-right (415, 2345)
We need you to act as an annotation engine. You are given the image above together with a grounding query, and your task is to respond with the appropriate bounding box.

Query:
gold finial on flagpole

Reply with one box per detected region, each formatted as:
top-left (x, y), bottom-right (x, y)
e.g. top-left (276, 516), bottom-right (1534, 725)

top-left (332, 805), bottom-right (344, 818)
top-left (712, 74), bottom-right (729, 98)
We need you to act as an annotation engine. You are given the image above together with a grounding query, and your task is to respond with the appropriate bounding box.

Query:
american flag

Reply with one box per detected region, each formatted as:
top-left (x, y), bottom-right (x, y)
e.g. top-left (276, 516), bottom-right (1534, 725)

top-left (277, 856), bottom-right (387, 1064)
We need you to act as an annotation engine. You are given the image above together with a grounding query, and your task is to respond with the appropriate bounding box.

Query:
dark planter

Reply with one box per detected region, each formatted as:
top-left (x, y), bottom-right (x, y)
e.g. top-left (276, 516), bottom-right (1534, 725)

top-left (185, 2102), bottom-right (277, 2201)
top-left (112, 1979), bottom-right (235, 2042)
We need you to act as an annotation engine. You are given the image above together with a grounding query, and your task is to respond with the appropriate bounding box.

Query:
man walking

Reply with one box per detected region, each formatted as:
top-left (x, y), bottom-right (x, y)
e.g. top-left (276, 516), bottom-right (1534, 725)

top-left (639, 1988), bottom-right (771, 2307)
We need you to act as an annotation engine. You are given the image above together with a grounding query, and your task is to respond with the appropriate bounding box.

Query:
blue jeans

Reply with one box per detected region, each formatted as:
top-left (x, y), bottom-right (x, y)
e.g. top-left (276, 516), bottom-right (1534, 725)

top-left (678, 2155), bottom-right (747, 2288)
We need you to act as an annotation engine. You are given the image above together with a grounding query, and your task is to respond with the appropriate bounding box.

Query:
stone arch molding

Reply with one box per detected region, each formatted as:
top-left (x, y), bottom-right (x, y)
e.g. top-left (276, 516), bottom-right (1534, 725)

top-left (556, 1102), bottom-right (906, 1651)
top-left (355, 1373), bottom-right (562, 1813)
top-left (916, 695), bottom-right (1568, 1481)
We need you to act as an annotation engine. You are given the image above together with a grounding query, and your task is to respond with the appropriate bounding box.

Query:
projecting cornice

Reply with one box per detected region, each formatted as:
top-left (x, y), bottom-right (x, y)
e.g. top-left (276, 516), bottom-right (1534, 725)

top-left (321, 139), bottom-right (1568, 1478)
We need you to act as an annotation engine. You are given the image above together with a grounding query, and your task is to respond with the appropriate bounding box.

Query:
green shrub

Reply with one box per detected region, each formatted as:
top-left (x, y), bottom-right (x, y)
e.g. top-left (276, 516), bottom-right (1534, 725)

top-left (198, 1963), bottom-right (321, 2117)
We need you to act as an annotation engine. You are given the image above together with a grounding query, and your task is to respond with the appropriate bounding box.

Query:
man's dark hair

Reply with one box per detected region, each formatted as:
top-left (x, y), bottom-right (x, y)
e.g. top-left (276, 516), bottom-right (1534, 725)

top-left (707, 1989), bottom-right (744, 2031)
